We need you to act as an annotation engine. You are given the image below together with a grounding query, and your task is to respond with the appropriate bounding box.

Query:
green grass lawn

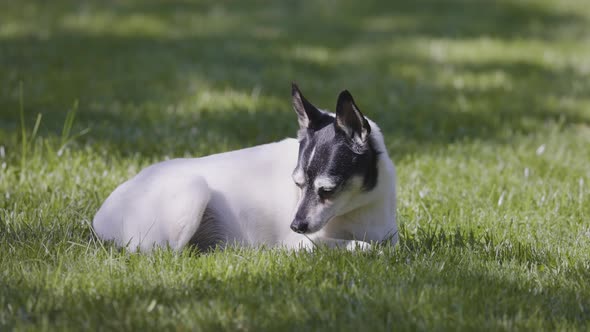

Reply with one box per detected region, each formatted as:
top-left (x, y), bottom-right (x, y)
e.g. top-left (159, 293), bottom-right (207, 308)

top-left (1, 0), bottom-right (590, 330)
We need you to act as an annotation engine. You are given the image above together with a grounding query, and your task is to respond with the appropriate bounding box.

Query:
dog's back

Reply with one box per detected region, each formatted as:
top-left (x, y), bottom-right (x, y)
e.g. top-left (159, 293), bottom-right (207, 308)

top-left (93, 139), bottom-right (300, 251)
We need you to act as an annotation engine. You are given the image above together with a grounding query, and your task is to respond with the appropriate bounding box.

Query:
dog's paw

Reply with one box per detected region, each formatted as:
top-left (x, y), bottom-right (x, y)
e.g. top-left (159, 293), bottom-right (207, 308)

top-left (345, 240), bottom-right (372, 251)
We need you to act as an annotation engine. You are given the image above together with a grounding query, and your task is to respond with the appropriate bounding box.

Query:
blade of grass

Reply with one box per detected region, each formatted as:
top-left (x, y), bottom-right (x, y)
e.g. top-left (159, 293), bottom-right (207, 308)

top-left (29, 113), bottom-right (43, 145)
top-left (57, 100), bottom-right (91, 157)
top-left (60, 99), bottom-right (78, 147)
top-left (18, 81), bottom-right (27, 182)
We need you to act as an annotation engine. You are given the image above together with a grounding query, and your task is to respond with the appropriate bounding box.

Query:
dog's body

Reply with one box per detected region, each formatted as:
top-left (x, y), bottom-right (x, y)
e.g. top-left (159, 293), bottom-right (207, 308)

top-left (93, 85), bottom-right (398, 252)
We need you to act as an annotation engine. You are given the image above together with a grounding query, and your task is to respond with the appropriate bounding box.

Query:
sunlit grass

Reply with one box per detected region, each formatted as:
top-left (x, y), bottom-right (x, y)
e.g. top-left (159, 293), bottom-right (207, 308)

top-left (1, 0), bottom-right (590, 330)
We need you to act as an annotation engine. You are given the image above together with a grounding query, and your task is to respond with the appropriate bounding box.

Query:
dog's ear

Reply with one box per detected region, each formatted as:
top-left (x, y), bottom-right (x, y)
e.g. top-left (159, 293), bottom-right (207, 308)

top-left (335, 90), bottom-right (371, 147)
top-left (292, 83), bottom-right (323, 130)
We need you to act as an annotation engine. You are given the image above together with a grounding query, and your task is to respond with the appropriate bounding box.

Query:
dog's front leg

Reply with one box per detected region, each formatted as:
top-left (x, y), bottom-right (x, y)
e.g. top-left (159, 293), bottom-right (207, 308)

top-left (321, 238), bottom-right (372, 251)
top-left (292, 236), bottom-right (372, 251)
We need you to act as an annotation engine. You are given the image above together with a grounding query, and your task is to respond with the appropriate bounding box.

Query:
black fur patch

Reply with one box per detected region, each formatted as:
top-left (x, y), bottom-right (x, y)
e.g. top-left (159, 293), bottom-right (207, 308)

top-left (296, 120), bottom-right (379, 193)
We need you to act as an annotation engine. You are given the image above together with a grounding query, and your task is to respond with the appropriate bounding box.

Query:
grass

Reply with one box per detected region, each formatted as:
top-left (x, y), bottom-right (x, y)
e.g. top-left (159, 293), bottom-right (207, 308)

top-left (1, 0), bottom-right (590, 330)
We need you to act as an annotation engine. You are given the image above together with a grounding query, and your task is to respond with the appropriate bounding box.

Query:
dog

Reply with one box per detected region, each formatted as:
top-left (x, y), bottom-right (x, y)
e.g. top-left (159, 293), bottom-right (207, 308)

top-left (92, 84), bottom-right (398, 252)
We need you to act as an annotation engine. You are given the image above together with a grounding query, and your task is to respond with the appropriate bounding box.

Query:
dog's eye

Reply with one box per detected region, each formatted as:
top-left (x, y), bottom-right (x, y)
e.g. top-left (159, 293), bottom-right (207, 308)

top-left (318, 187), bottom-right (335, 199)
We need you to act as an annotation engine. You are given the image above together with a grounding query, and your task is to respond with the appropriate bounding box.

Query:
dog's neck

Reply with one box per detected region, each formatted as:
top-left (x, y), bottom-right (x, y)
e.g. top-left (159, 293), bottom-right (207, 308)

top-left (321, 131), bottom-right (397, 242)
top-left (354, 153), bottom-right (396, 219)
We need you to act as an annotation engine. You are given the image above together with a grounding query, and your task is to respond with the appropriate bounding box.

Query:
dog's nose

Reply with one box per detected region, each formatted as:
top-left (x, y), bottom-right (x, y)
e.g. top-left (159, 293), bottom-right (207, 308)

top-left (290, 220), bottom-right (308, 234)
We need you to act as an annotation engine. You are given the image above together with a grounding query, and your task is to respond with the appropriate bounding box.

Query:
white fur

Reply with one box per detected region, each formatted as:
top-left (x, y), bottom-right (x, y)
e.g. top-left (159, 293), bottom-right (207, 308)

top-left (314, 176), bottom-right (337, 191)
top-left (93, 119), bottom-right (397, 252)
top-left (292, 168), bottom-right (305, 187)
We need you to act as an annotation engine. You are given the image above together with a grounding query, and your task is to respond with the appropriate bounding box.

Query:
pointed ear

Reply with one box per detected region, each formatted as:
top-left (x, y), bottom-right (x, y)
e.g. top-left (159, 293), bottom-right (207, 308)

top-left (292, 83), bottom-right (323, 130)
top-left (335, 90), bottom-right (371, 147)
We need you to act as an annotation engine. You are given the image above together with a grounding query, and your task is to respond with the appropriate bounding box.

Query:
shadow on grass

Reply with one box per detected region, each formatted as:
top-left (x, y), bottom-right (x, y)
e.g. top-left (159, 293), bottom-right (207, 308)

top-left (0, 0), bottom-right (589, 158)
top-left (0, 245), bottom-right (588, 330)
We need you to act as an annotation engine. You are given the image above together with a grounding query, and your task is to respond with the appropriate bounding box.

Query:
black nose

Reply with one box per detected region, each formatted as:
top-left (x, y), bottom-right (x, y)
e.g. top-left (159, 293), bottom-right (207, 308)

top-left (290, 220), bottom-right (309, 234)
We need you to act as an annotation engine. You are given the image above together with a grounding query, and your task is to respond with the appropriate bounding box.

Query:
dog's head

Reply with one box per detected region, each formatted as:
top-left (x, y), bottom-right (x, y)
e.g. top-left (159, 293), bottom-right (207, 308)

top-left (290, 83), bottom-right (379, 234)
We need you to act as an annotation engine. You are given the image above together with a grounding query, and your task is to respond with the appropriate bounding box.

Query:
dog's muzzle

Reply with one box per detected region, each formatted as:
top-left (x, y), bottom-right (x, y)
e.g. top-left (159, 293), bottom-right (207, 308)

top-left (290, 219), bottom-right (309, 234)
